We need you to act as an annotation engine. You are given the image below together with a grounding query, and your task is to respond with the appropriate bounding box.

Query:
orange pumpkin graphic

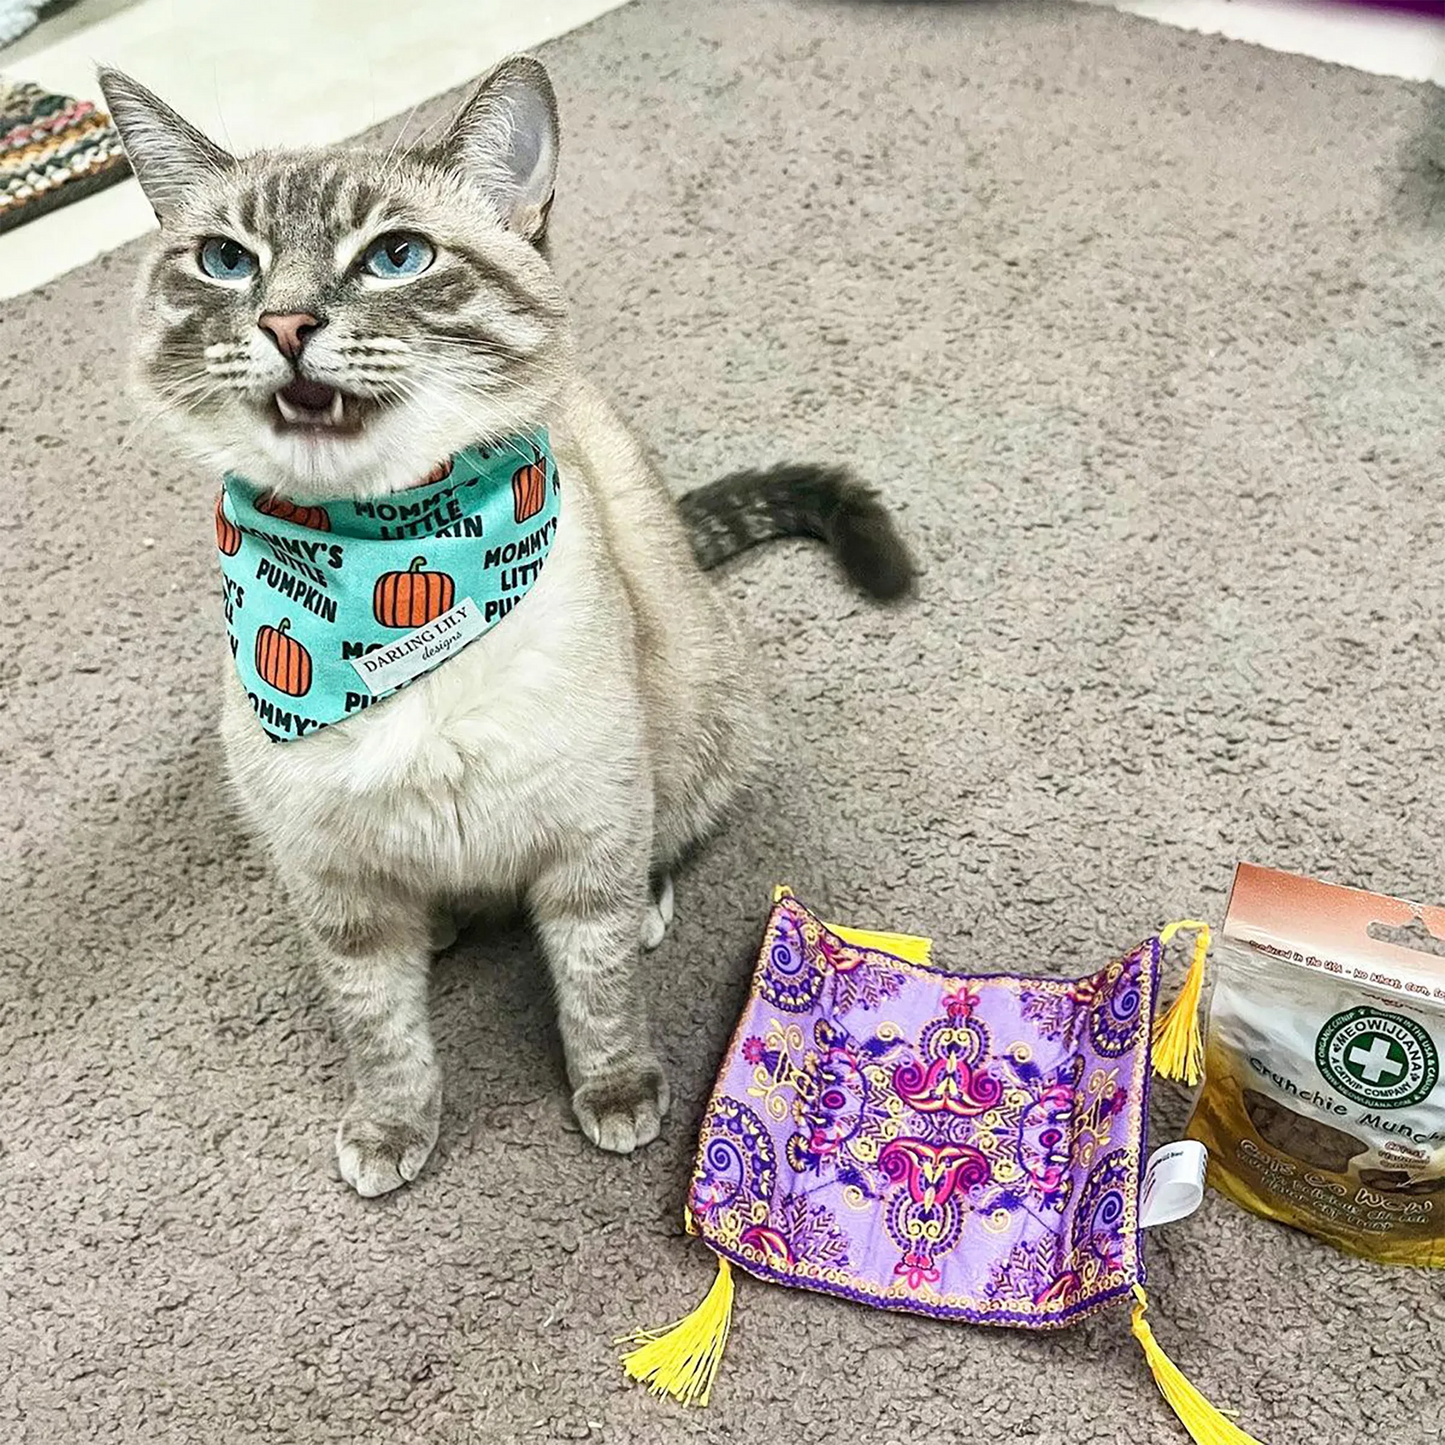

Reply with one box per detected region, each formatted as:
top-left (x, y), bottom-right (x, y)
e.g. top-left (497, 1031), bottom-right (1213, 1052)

top-left (512, 456), bottom-right (548, 525)
top-left (373, 557), bottom-right (455, 629)
top-left (257, 492), bottom-right (331, 532)
top-left (255, 619), bottom-right (312, 697)
top-left (419, 456), bottom-right (453, 486)
top-left (215, 493), bottom-right (242, 556)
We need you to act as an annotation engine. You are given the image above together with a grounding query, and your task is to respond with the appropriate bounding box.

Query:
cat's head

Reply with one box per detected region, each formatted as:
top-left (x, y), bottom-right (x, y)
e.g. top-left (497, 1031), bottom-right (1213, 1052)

top-left (99, 57), bottom-right (571, 502)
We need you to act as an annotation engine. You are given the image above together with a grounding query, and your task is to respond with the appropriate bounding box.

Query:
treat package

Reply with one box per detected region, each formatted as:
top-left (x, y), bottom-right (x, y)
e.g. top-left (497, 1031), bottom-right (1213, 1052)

top-left (1187, 864), bottom-right (1445, 1266)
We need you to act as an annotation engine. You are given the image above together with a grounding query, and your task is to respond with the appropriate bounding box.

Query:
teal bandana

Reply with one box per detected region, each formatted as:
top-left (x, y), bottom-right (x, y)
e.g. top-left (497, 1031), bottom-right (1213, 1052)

top-left (216, 428), bottom-right (561, 742)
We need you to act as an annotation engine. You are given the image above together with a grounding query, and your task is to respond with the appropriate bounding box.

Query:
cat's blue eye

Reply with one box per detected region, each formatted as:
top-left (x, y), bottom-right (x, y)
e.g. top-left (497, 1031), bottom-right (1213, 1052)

top-left (198, 236), bottom-right (258, 282)
top-left (363, 232), bottom-right (435, 280)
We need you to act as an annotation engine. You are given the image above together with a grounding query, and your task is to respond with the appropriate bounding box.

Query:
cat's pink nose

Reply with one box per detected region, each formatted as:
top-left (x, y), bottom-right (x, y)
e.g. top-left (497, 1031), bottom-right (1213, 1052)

top-left (258, 312), bottom-right (322, 360)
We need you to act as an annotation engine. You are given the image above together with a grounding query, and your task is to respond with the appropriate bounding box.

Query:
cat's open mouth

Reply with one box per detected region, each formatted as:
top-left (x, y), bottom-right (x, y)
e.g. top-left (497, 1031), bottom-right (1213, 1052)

top-left (271, 379), bottom-right (365, 437)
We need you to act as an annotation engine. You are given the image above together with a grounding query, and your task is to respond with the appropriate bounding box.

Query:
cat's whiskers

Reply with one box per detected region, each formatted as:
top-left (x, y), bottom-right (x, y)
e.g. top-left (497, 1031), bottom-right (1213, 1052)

top-left (118, 378), bottom-right (226, 453)
top-left (376, 102), bottom-right (433, 187)
top-left (376, 370), bottom-right (538, 469)
top-left (415, 333), bottom-right (512, 358)
top-left (412, 353), bottom-right (568, 465)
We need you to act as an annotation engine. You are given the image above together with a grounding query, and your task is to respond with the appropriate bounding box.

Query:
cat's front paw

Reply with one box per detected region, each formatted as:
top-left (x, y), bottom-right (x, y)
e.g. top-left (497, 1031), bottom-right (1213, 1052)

top-left (336, 1085), bottom-right (441, 1196)
top-left (572, 1062), bottom-right (670, 1154)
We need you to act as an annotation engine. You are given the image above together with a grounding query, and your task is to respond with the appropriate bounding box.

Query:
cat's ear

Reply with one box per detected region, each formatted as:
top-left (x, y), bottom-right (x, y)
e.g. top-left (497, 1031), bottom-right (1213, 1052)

top-left (98, 67), bottom-right (234, 222)
top-left (436, 55), bottom-right (559, 243)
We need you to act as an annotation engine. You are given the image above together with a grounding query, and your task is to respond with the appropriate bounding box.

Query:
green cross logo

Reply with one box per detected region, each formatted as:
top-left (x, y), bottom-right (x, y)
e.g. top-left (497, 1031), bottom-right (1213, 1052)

top-left (1341, 1033), bottom-right (1407, 1087)
top-left (1316, 1007), bottom-right (1439, 1109)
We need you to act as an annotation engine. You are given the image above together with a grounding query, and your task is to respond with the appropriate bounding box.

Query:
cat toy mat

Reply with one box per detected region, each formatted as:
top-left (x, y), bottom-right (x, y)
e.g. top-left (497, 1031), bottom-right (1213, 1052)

top-left (620, 890), bottom-right (1268, 1445)
top-left (0, 78), bottom-right (129, 234)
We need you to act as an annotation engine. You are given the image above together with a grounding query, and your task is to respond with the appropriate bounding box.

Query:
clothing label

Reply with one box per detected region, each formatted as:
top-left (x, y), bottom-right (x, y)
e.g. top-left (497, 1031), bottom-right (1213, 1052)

top-left (1140, 1140), bottom-right (1207, 1228)
top-left (348, 596), bottom-right (488, 696)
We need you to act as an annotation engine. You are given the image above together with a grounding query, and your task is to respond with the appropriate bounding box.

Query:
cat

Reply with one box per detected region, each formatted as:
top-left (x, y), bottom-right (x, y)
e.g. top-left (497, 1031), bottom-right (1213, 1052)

top-left (98, 56), bottom-right (912, 1195)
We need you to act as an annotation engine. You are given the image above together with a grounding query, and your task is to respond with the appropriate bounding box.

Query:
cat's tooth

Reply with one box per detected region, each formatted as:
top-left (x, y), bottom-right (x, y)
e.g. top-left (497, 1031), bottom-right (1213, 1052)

top-left (276, 391), bottom-right (301, 423)
top-left (327, 391), bottom-right (344, 426)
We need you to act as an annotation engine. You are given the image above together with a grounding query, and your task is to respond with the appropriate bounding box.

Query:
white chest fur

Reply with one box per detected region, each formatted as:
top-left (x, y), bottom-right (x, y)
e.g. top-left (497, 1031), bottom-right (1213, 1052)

top-left (221, 489), bottom-right (644, 899)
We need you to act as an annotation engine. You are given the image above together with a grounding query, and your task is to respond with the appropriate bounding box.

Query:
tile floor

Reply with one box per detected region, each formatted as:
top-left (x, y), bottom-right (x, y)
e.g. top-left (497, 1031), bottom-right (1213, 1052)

top-left (0, 0), bottom-right (628, 297)
top-left (0, 0), bottom-right (1441, 299)
top-left (1082, 0), bottom-right (1445, 84)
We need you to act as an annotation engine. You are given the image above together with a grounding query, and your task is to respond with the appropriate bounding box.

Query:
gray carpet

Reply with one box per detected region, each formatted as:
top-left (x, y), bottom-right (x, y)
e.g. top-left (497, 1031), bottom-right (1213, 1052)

top-left (4, 1), bottom-right (1445, 1440)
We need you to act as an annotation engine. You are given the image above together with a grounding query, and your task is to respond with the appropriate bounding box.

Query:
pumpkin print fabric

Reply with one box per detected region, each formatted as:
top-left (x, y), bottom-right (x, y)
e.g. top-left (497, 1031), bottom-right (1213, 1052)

top-left (254, 619), bottom-right (312, 697)
top-left (215, 493), bottom-right (242, 556)
top-left (512, 451), bottom-right (548, 524)
top-left (256, 492), bottom-right (332, 531)
top-left (688, 894), bottom-right (1159, 1328)
top-left (373, 557), bottom-right (457, 629)
top-left (216, 428), bottom-right (562, 741)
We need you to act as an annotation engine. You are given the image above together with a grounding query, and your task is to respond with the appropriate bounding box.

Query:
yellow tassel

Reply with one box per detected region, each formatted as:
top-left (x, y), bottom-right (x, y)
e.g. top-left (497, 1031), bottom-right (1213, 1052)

top-left (618, 1249), bottom-right (735, 1407)
top-left (1154, 919), bottom-right (1211, 1085)
top-left (774, 883), bottom-right (934, 966)
top-left (1131, 1286), bottom-right (1268, 1444)
top-left (830, 922), bottom-right (934, 966)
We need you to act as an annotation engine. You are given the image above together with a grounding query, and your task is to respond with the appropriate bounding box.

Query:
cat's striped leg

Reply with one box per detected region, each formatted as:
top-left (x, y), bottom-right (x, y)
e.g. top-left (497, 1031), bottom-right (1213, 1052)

top-left (297, 879), bottom-right (442, 1195)
top-left (529, 839), bottom-right (668, 1154)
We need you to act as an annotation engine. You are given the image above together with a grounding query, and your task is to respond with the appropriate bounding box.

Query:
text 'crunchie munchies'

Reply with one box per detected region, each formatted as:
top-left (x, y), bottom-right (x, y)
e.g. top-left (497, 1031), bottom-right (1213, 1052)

top-left (1188, 864), bottom-right (1445, 1267)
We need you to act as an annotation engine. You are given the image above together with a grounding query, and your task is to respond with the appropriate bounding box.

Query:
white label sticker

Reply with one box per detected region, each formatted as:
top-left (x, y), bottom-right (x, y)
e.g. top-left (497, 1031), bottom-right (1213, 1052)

top-left (348, 596), bottom-right (488, 696)
top-left (1140, 1140), bottom-right (1208, 1229)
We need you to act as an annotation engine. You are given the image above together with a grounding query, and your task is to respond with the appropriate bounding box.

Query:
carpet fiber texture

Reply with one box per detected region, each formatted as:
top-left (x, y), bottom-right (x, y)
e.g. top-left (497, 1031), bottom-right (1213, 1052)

top-left (3, 1), bottom-right (1445, 1441)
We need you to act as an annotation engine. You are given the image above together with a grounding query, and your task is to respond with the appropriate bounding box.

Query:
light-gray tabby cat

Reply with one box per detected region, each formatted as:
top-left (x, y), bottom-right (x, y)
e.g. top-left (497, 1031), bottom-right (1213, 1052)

top-left (98, 56), bottom-right (912, 1195)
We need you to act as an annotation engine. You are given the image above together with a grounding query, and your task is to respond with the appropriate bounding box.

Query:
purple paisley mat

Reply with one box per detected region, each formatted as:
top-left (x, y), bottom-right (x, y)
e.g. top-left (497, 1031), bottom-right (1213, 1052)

top-left (688, 896), bottom-right (1161, 1328)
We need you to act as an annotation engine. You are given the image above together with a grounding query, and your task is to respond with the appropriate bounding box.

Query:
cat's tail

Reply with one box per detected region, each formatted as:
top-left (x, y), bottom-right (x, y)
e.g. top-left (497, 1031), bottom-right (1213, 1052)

top-left (678, 463), bottom-right (915, 601)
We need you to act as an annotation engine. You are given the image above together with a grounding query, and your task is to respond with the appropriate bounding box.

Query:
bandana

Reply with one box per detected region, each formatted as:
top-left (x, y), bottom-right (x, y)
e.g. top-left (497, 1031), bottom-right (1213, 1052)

top-left (215, 429), bottom-right (560, 741)
top-left (620, 891), bottom-right (1267, 1445)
